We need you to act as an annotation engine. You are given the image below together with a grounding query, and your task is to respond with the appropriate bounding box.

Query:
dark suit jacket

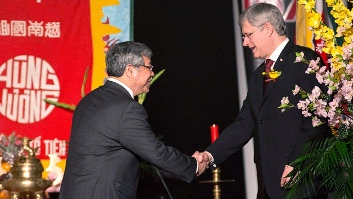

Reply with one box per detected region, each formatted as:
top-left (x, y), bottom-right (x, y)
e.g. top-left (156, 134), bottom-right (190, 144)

top-left (59, 80), bottom-right (197, 199)
top-left (205, 40), bottom-right (329, 199)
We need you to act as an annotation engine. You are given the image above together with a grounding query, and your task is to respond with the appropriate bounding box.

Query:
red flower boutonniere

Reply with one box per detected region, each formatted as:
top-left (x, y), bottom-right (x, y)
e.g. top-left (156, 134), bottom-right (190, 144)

top-left (262, 70), bottom-right (282, 82)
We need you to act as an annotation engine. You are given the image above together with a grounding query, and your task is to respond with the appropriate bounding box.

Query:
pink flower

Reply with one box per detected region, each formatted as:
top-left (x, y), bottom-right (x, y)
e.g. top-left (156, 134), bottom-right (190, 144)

top-left (281, 97), bottom-right (290, 105)
top-left (315, 104), bottom-right (328, 118)
top-left (294, 52), bottom-right (305, 62)
top-left (309, 86), bottom-right (322, 101)
top-left (302, 110), bottom-right (312, 117)
top-left (308, 57), bottom-right (321, 71)
top-left (297, 99), bottom-right (310, 110)
top-left (312, 116), bottom-right (322, 127)
top-left (292, 85), bottom-right (300, 95)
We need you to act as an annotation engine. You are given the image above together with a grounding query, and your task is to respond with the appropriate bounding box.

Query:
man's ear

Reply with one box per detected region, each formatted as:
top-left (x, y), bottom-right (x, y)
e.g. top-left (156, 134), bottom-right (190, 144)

top-left (263, 22), bottom-right (274, 36)
top-left (125, 64), bottom-right (138, 79)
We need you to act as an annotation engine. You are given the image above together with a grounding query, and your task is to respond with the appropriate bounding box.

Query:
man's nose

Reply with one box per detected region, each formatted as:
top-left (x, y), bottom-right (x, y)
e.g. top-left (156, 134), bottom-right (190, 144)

top-left (242, 37), bottom-right (250, 47)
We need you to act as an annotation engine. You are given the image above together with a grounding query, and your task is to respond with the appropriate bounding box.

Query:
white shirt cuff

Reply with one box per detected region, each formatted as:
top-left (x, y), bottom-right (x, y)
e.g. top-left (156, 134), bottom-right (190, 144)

top-left (204, 151), bottom-right (216, 168)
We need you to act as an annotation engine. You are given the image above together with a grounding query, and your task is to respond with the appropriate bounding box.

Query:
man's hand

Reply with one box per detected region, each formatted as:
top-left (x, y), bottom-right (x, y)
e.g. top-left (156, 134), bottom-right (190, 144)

top-left (192, 151), bottom-right (211, 176)
top-left (280, 164), bottom-right (293, 187)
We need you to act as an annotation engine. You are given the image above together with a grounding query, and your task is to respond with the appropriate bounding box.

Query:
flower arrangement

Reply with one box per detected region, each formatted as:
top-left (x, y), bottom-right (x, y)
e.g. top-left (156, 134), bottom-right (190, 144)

top-left (0, 132), bottom-right (22, 181)
top-left (278, 0), bottom-right (353, 198)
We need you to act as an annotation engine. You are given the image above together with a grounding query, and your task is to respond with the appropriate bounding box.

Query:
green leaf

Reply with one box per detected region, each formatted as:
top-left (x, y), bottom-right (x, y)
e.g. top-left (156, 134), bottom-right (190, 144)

top-left (43, 99), bottom-right (76, 111)
top-left (81, 67), bottom-right (90, 98)
top-left (138, 69), bottom-right (165, 105)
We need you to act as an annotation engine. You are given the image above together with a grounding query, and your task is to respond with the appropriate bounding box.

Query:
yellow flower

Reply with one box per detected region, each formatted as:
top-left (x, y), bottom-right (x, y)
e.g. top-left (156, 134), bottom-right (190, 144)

top-left (298, 0), bottom-right (308, 5)
top-left (262, 70), bottom-right (282, 82)
top-left (325, 0), bottom-right (335, 5)
top-left (1, 162), bottom-right (11, 173)
top-left (269, 71), bottom-right (282, 79)
top-left (291, 1), bottom-right (353, 197)
top-left (307, 12), bottom-right (322, 28)
top-left (298, 0), bottom-right (353, 79)
top-left (322, 27), bottom-right (335, 41)
top-left (344, 34), bottom-right (353, 43)
top-left (303, 0), bottom-right (316, 11)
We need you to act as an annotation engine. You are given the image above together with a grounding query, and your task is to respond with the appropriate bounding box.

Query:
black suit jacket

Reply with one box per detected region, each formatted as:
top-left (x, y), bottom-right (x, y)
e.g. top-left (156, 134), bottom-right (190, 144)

top-left (206, 40), bottom-right (329, 199)
top-left (59, 81), bottom-right (197, 199)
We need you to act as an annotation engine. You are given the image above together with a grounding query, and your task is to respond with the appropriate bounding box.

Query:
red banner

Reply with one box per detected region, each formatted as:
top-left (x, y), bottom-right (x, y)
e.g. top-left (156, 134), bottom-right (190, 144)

top-left (0, 1), bottom-right (93, 159)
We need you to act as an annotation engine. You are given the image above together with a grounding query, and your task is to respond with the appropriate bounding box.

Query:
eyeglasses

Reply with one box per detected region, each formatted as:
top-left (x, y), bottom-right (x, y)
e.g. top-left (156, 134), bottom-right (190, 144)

top-left (141, 65), bottom-right (153, 71)
top-left (241, 29), bottom-right (258, 41)
top-left (241, 24), bottom-right (265, 41)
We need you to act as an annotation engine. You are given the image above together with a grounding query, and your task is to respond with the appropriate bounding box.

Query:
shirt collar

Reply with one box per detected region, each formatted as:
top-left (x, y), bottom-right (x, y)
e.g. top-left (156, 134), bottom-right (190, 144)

top-left (108, 78), bottom-right (134, 99)
top-left (268, 38), bottom-right (289, 64)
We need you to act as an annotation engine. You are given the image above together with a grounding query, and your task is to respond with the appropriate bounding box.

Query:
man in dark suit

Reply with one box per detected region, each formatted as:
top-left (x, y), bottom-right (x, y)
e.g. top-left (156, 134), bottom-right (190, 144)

top-left (59, 41), bottom-right (207, 199)
top-left (198, 3), bottom-right (329, 199)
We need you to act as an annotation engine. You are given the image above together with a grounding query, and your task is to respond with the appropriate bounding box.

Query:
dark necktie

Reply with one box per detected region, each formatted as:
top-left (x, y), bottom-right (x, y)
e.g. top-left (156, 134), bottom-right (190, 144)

top-left (264, 59), bottom-right (274, 77)
top-left (263, 59), bottom-right (274, 94)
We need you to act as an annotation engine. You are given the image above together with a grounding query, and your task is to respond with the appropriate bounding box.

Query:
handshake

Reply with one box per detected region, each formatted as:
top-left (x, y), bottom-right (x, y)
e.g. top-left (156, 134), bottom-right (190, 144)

top-left (192, 151), bottom-right (214, 176)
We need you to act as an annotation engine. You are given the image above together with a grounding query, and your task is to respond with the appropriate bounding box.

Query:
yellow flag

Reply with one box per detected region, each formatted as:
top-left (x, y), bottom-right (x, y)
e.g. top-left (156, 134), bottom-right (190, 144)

top-left (295, 4), bottom-right (314, 49)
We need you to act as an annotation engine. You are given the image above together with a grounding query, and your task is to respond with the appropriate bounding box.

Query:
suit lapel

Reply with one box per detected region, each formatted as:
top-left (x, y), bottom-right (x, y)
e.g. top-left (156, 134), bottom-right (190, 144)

top-left (262, 40), bottom-right (294, 101)
top-left (251, 62), bottom-right (266, 113)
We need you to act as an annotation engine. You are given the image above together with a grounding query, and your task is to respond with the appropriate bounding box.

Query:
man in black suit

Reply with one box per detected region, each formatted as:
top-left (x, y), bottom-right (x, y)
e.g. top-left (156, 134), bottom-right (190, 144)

top-left (198, 3), bottom-right (329, 199)
top-left (59, 41), bottom-right (207, 199)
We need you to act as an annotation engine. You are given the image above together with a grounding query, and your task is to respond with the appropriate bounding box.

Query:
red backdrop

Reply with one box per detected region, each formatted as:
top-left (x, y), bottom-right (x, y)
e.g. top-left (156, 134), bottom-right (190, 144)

top-left (0, 1), bottom-right (93, 159)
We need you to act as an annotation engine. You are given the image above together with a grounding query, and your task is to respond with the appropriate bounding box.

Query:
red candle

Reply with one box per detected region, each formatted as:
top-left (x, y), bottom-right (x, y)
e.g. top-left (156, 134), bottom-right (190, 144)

top-left (210, 124), bottom-right (219, 143)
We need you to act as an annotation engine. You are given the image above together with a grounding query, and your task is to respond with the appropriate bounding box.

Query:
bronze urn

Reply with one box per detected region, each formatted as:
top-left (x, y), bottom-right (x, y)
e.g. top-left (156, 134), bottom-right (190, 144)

top-left (2, 137), bottom-right (52, 199)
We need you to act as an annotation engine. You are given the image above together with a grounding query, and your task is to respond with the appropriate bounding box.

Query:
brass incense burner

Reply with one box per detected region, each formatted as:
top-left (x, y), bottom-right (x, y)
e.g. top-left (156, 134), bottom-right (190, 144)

top-left (2, 138), bottom-right (52, 199)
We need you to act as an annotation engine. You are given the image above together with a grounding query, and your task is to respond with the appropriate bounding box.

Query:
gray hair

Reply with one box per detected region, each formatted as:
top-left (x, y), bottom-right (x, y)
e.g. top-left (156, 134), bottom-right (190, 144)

top-left (105, 41), bottom-right (153, 77)
top-left (238, 3), bottom-right (286, 36)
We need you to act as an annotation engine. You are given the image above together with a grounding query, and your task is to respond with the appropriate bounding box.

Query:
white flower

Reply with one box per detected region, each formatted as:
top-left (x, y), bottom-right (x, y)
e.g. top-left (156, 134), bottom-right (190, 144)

top-left (309, 86), bottom-right (322, 101)
top-left (315, 41), bottom-right (325, 53)
top-left (308, 57), bottom-right (321, 71)
top-left (292, 85), bottom-right (300, 95)
top-left (315, 98), bottom-right (327, 111)
top-left (302, 110), bottom-right (312, 117)
top-left (297, 99), bottom-right (310, 110)
top-left (312, 116), bottom-right (322, 127)
top-left (281, 97), bottom-right (289, 105)
top-left (294, 52), bottom-right (305, 63)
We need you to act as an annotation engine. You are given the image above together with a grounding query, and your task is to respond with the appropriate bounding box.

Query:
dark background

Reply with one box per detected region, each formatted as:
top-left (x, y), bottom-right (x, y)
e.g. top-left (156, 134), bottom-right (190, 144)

top-left (134, 1), bottom-right (245, 198)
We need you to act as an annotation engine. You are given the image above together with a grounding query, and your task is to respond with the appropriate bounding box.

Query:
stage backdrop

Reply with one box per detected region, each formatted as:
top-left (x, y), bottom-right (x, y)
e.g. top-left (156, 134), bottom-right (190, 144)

top-left (0, 0), bottom-right (132, 176)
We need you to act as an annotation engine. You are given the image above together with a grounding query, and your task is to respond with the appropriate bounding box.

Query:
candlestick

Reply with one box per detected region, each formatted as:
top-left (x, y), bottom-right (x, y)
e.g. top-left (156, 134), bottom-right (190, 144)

top-left (212, 168), bottom-right (221, 199)
top-left (198, 167), bottom-right (235, 199)
top-left (200, 124), bottom-right (234, 198)
top-left (210, 124), bottom-right (219, 143)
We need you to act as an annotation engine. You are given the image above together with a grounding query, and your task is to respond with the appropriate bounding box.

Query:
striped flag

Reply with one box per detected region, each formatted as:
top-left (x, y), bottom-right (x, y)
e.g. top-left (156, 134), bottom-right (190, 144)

top-left (295, 3), bottom-right (315, 49)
